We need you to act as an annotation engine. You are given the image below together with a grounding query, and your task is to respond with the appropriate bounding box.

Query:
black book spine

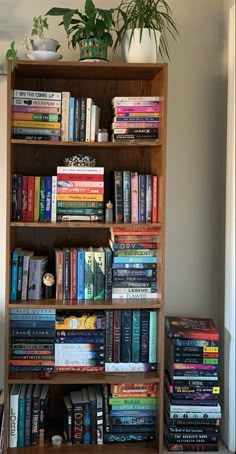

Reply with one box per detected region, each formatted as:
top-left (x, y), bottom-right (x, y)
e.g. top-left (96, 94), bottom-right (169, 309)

top-left (11, 174), bottom-right (18, 221)
top-left (123, 170), bottom-right (131, 223)
top-left (104, 248), bottom-right (113, 301)
top-left (16, 174), bottom-right (23, 220)
top-left (114, 170), bottom-right (123, 223)
top-left (74, 97), bottom-right (81, 141)
top-left (121, 309), bottom-right (132, 362)
top-left (140, 310), bottom-right (150, 363)
top-left (105, 310), bottom-right (113, 362)
top-left (31, 395), bottom-right (40, 445)
top-left (79, 97), bottom-right (86, 142)
top-left (138, 174), bottom-right (146, 223)
top-left (103, 384), bottom-right (111, 433)
top-left (73, 403), bottom-right (83, 445)
top-left (25, 390), bottom-right (32, 446)
top-left (113, 310), bottom-right (121, 362)
top-left (145, 174), bottom-right (153, 222)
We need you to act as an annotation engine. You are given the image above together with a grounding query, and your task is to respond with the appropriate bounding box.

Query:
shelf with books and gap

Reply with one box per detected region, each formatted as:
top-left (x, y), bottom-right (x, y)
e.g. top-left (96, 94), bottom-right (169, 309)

top-left (5, 60), bottom-right (167, 454)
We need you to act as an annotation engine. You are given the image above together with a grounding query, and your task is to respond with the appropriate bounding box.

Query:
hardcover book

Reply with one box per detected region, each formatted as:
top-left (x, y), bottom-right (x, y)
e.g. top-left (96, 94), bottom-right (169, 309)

top-left (165, 317), bottom-right (219, 341)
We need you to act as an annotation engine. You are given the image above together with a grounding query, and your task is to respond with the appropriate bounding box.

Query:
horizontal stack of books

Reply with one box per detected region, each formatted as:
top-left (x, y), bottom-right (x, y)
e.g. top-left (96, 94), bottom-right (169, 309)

top-left (11, 174), bottom-right (57, 223)
top-left (164, 316), bottom-right (221, 452)
top-left (56, 166), bottom-right (104, 221)
top-left (105, 309), bottom-right (157, 373)
top-left (12, 89), bottom-right (62, 141)
top-left (9, 383), bottom-right (49, 448)
top-left (110, 226), bottom-right (160, 299)
top-left (9, 309), bottom-right (55, 373)
top-left (113, 170), bottom-right (160, 223)
top-left (55, 312), bottom-right (105, 372)
top-left (111, 96), bottom-right (160, 142)
top-left (54, 246), bottom-right (112, 301)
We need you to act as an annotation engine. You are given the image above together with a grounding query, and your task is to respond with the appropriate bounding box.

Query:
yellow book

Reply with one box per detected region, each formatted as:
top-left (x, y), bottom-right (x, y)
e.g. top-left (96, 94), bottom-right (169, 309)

top-left (34, 176), bottom-right (40, 221)
top-left (12, 120), bottom-right (61, 129)
top-left (55, 313), bottom-right (105, 330)
top-left (57, 193), bottom-right (103, 202)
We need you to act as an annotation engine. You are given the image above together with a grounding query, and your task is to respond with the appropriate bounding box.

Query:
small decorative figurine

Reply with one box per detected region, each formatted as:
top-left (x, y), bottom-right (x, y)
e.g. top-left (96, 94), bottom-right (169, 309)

top-left (64, 153), bottom-right (96, 167)
top-left (43, 272), bottom-right (55, 299)
top-left (105, 200), bottom-right (113, 223)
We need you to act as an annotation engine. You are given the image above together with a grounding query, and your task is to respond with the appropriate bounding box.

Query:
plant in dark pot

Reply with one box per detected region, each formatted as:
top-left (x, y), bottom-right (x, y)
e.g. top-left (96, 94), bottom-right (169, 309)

top-left (114, 0), bottom-right (179, 63)
top-left (46, 0), bottom-right (115, 61)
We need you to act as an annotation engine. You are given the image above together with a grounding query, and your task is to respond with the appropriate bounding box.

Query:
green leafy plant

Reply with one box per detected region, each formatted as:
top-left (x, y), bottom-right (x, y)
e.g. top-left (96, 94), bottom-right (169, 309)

top-left (46, 0), bottom-right (115, 49)
top-left (114, 0), bottom-right (179, 60)
top-left (23, 15), bottom-right (49, 49)
top-left (5, 41), bottom-right (18, 72)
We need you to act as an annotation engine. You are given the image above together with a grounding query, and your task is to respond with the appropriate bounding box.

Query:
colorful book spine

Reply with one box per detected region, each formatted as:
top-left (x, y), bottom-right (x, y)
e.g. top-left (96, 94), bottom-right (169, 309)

top-left (13, 90), bottom-right (62, 100)
top-left (68, 97), bottom-right (75, 142)
top-left (51, 176), bottom-right (57, 222)
top-left (84, 247), bottom-right (94, 300)
top-left (149, 311), bottom-right (157, 363)
top-left (77, 248), bottom-right (85, 300)
top-left (138, 174), bottom-right (146, 222)
top-left (74, 97), bottom-right (81, 141)
top-left (131, 171), bottom-right (138, 223)
top-left (94, 248), bottom-right (105, 300)
top-left (104, 247), bottom-right (112, 300)
top-left (45, 176), bottom-right (52, 222)
top-left (123, 170), bottom-right (131, 223)
top-left (61, 92), bottom-right (70, 141)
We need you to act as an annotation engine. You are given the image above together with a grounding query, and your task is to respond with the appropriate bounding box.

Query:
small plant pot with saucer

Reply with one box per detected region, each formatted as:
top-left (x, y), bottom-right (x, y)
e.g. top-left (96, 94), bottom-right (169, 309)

top-left (30, 38), bottom-right (60, 52)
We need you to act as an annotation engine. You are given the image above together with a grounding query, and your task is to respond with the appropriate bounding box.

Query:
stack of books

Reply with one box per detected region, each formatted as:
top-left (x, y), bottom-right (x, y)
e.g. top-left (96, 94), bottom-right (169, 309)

top-left (111, 96), bottom-right (160, 142)
top-left (55, 312), bottom-right (106, 372)
top-left (164, 316), bottom-right (221, 452)
top-left (110, 226), bottom-right (160, 299)
top-left (9, 383), bottom-right (49, 448)
top-left (104, 309), bottom-right (157, 373)
top-left (12, 89), bottom-right (62, 141)
top-left (56, 166), bottom-right (104, 221)
top-left (9, 309), bottom-right (55, 374)
top-left (106, 383), bottom-right (157, 443)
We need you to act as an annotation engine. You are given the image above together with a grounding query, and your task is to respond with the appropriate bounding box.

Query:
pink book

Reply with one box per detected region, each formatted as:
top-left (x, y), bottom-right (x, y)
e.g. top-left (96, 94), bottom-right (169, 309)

top-left (22, 176), bottom-right (28, 221)
top-left (131, 172), bottom-right (138, 223)
top-left (114, 106), bottom-right (160, 114)
top-left (152, 176), bottom-right (158, 223)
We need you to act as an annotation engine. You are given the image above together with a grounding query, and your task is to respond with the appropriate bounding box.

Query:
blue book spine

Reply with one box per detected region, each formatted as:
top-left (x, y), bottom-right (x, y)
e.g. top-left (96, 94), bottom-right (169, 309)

top-left (145, 174), bottom-right (153, 222)
top-left (18, 394), bottom-right (26, 447)
top-left (17, 253), bottom-right (24, 299)
top-left (77, 249), bottom-right (85, 299)
top-left (132, 310), bottom-right (141, 363)
top-left (113, 257), bottom-right (157, 264)
top-left (104, 247), bottom-right (112, 300)
top-left (10, 309), bottom-right (55, 315)
top-left (138, 174), bottom-right (146, 223)
top-left (123, 170), bottom-right (131, 223)
top-left (11, 249), bottom-right (20, 300)
top-left (111, 404), bottom-right (156, 411)
top-left (56, 337), bottom-right (104, 344)
top-left (10, 314), bottom-right (56, 321)
top-left (10, 320), bottom-right (55, 328)
top-left (140, 310), bottom-right (150, 363)
top-left (83, 401), bottom-right (90, 444)
top-left (69, 97), bottom-right (75, 141)
top-left (45, 176), bottom-right (52, 223)
top-left (116, 116), bottom-right (158, 122)
top-left (149, 311), bottom-right (157, 363)
top-left (110, 410), bottom-right (156, 417)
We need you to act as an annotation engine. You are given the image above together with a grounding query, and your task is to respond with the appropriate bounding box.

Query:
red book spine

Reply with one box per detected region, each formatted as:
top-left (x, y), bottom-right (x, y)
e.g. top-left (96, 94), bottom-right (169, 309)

top-left (22, 175), bottom-right (28, 221)
top-left (152, 175), bottom-right (158, 223)
top-left (70, 248), bottom-right (77, 300)
top-left (27, 176), bottom-right (35, 221)
top-left (57, 173), bottom-right (104, 182)
top-left (131, 172), bottom-right (138, 223)
top-left (157, 175), bottom-right (163, 223)
top-left (55, 249), bottom-right (63, 300)
top-left (112, 226), bottom-right (159, 234)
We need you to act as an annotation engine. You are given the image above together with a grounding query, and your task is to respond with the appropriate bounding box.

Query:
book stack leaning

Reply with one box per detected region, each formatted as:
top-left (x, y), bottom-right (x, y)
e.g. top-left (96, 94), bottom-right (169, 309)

top-left (164, 316), bottom-right (221, 452)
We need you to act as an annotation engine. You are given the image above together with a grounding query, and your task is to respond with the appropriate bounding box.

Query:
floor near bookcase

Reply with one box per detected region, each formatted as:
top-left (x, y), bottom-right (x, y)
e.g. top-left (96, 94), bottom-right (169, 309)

top-left (163, 441), bottom-right (233, 453)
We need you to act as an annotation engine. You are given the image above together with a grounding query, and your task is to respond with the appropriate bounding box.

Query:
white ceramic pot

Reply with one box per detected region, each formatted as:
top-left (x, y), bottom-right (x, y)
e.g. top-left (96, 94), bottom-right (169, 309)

top-left (31, 38), bottom-right (60, 52)
top-left (121, 28), bottom-right (161, 63)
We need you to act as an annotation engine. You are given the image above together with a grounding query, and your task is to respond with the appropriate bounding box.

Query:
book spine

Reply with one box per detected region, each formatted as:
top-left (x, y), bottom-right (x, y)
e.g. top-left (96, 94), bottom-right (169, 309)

top-left (152, 175), bottom-right (158, 222)
top-left (13, 105), bottom-right (61, 113)
top-left (85, 98), bottom-right (94, 142)
top-left (11, 328), bottom-right (55, 337)
top-left (16, 174), bottom-right (23, 220)
top-left (57, 186), bottom-right (104, 194)
top-left (57, 208), bottom-right (104, 215)
top-left (112, 121), bottom-right (159, 129)
top-left (31, 394), bottom-right (41, 445)
top-left (145, 175), bottom-right (153, 222)
top-left (70, 249), bottom-right (77, 300)
top-left (111, 416), bottom-right (156, 425)
top-left (83, 399), bottom-right (90, 444)
top-left (114, 106), bottom-right (160, 113)
top-left (113, 310), bottom-right (121, 362)
top-left (39, 176), bottom-right (46, 222)
top-left (79, 97), bottom-right (86, 142)
top-left (73, 405), bottom-right (83, 445)
top-left (13, 134), bottom-right (60, 141)
top-left (12, 120), bottom-right (61, 129)
top-left (121, 310), bottom-right (132, 362)
top-left (10, 249), bottom-right (20, 301)
top-left (63, 249), bottom-right (70, 300)
top-left (77, 249), bottom-right (85, 300)
top-left (13, 98), bottom-right (61, 107)
top-left (132, 309), bottom-right (141, 363)
top-left (165, 442), bottom-right (219, 452)
top-left (45, 176), bottom-right (52, 222)
top-left (16, 253), bottom-right (24, 300)
top-left (55, 249), bottom-right (63, 300)
top-left (18, 396), bottom-right (25, 447)
top-left (94, 250), bottom-right (105, 300)
top-left (105, 310), bottom-right (113, 362)
top-left (149, 311), bottom-right (157, 363)
top-left (39, 390), bottom-right (49, 446)
top-left (13, 112), bottom-right (61, 122)
top-left (140, 310), bottom-right (150, 363)
top-left (114, 170), bottom-right (123, 223)
top-left (57, 194), bottom-right (103, 202)
top-left (74, 97), bottom-right (81, 141)
top-left (123, 170), bottom-right (131, 223)
top-left (68, 97), bottom-right (75, 142)
top-left (11, 174), bottom-right (18, 220)
top-left (138, 174), bottom-right (146, 222)
top-left (84, 249), bottom-right (94, 300)
top-left (25, 388), bottom-right (33, 446)
top-left (22, 175), bottom-right (28, 221)
top-left (103, 384), bottom-right (111, 433)
top-left (57, 166), bottom-right (104, 174)
top-left (104, 248), bottom-right (112, 301)
top-left (131, 171), bottom-right (139, 223)
top-left (95, 385), bottom-right (104, 444)
top-left (61, 92), bottom-right (70, 141)
top-left (33, 176), bottom-right (40, 222)
top-left (105, 362), bottom-right (156, 372)
top-left (13, 90), bottom-right (62, 100)
top-left (104, 433), bottom-right (155, 443)
top-left (158, 174), bottom-right (163, 223)
top-left (51, 176), bottom-right (57, 222)
top-left (13, 127), bottom-right (60, 135)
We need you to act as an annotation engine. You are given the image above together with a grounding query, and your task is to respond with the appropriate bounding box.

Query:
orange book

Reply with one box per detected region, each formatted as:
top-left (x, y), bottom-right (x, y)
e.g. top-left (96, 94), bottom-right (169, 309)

top-left (57, 193), bottom-right (103, 202)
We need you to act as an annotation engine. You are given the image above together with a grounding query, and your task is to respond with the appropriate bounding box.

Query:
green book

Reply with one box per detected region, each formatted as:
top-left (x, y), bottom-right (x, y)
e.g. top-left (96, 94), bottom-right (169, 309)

top-left (132, 310), bottom-right (141, 363)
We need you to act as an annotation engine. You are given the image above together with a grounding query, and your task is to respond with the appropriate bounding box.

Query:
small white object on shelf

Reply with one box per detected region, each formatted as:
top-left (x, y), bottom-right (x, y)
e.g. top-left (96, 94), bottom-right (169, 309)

top-left (25, 51), bottom-right (63, 61)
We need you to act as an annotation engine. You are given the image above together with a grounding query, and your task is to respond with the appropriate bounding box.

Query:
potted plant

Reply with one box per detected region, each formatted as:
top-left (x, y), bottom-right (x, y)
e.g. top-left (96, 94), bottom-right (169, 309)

top-left (24, 15), bottom-right (60, 53)
top-left (114, 0), bottom-right (179, 63)
top-left (46, 0), bottom-right (115, 61)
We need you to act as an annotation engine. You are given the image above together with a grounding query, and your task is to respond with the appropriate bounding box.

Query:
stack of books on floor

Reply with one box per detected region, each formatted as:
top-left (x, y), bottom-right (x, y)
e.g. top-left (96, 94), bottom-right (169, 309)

top-left (111, 96), bottom-right (160, 142)
top-left (12, 89), bottom-right (62, 141)
top-left (110, 226), bottom-right (160, 299)
top-left (55, 312), bottom-right (105, 372)
top-left (56, 166), bottom-right (104, 221)
top-left (9, 309), bottom-right (55, 373)
top-left (104, 309), bottom-right (157, 372)
top-left (9, 384), bottom-right (49, 448)
top-left (164, 316), bottom-right (221, 452)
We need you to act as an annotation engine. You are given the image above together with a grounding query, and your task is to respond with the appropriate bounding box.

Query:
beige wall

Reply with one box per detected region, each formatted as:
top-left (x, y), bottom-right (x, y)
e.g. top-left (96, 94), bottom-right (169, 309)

top-left (0, 0), bottom-right (229, 417)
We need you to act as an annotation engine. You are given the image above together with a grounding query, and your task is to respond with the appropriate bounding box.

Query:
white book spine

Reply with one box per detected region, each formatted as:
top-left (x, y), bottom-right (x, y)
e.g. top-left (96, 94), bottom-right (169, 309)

top-left (13, 90), bottom-right (62, 100)
top-left (90, 105), bottom-right (101, 142)
top-left (112, 292), bottom-right (160, 299)
top-left (21, 252), bottom-right (33, 300)
top-left (51, 176), bottom-right (57, 222)
top-left (9, 393), bottom-right (20, 447)
top-left (112, 100), bottom-right (160, 107)
top-left (61, 92), bottom-right (70, 141)
top-left (105, 363), bottom-right (155, 372)
top-left (85, 98), bottom-right (94, 142)
top-left (57, 166), bottom-right (104, 174)
top-left (112, 96), bottom-right (160, 103)
top-left (13, 98), bottom-right (61, 107)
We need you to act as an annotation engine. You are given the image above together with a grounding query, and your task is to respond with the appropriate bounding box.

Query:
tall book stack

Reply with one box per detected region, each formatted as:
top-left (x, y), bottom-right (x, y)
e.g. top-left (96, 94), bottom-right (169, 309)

top-left (55, 312), bottom-right (105, 372)
top-left (105, 383), bottom-right (158, 444)
top-left (56, 166), bottom-right (104, 221)
top-left (111, 96), bottom-right (160, 142)
top-left (9, 309), bottom-right (55, 374)
top-left (164, 316), bottom-right (221, 452)
top-left (110, 226), bottom-right (160, 299)
top-left (12, 89), bottom-right (62, 141)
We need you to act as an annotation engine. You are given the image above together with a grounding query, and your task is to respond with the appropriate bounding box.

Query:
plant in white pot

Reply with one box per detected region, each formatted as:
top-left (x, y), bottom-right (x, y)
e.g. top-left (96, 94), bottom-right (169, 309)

top-left (23, 15), bottom-right (60, 53)
top-left (114, 0), bottom-right (179, 63)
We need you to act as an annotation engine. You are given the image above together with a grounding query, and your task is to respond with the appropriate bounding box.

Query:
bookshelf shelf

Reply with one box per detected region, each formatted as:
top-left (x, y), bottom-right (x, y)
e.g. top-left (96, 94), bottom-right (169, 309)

top-left (8, 371), bottom-right (160, 385)
top-left (5, 60), bottom-right (167, 453)
top-left (8, 299), bottom-right (162, 310)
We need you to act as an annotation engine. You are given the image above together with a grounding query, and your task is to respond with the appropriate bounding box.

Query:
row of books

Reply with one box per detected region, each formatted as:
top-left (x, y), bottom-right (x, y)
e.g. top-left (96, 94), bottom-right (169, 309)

top-left (164, 316), bottom-right (221, 452)
top-left (113, 170), bottom-right (161, 223)
top-left (12, 89), bottom-right (62, 141)
top-left (56, 166), bottom-right (104, 222)
top-left (111, 96), bottom-right (160, 142)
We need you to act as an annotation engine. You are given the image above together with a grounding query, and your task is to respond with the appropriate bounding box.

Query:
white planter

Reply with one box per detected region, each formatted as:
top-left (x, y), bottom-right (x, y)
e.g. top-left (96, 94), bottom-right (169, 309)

top-left (121, 28), bottom-right (161, 63)
top-left (31, 38), bottom-right (60, 52)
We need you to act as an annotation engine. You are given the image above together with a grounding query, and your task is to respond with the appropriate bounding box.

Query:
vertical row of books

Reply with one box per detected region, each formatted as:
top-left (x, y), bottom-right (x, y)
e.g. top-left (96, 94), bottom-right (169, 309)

top-left (56, 166), bottom-right (104, 221)
top-left (113, 171), bottom-right (161, 223)
top-left (12, 90), bottom-right (62, 141)
top-left (110, 226), bottom-right (160, 299)
top-left (9, 309), bottom-right (55, 373)
top-left (9, 383), bottom-right (49, 448)
top-left (111, 96), bottom-right (160, 142)
top-left (164, 316), bottom-right (221, 452)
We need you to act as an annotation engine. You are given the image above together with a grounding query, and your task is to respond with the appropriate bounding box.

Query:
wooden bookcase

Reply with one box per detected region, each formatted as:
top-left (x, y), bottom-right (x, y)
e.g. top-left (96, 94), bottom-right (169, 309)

top-left (4, 60), bottom-right (168, 453)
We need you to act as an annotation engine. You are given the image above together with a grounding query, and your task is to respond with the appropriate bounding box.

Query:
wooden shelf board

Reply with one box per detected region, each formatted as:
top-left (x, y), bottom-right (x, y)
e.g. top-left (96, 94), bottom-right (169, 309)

top-left (8, 299), bottom-right (161, 310)
top-left (14, 60), bottom-right (166, 80)
top-left (8, 371), bottom-right (160, 385)
top-left (10, 222), bottom-right (162, 229)
top-left (8, 441), bottom-right (158, 453)
top-left (11, 139), bottom-right (162, 147)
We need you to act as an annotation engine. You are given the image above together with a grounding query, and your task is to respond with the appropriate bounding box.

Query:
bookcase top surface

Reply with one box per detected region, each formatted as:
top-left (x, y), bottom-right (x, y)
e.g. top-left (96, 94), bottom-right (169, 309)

top-left (10, 60), bottom-right (167, 80)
